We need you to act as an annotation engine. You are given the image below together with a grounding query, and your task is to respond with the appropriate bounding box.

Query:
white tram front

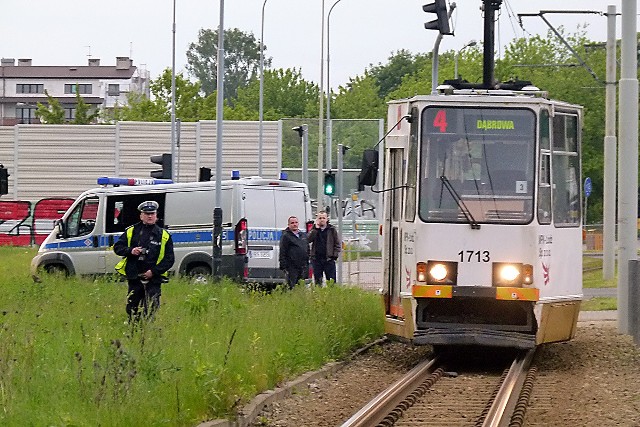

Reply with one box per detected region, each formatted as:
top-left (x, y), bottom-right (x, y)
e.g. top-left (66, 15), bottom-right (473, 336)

top-left (369, 89), bottom-right (582, 349)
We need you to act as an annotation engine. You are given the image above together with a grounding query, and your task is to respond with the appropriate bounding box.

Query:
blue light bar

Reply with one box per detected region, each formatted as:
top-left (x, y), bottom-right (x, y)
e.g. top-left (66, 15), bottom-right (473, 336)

top-left (279, 172), bottom-right (288, 180)
top-left (97, 177), bottom-right (173, 186)
top-left (231, 170), bottom-right (240, 180)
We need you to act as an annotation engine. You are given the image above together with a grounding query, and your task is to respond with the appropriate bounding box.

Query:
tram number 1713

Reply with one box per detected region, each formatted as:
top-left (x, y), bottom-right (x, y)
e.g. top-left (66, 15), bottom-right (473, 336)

top-left (458, 250), bottom-right (490, 262)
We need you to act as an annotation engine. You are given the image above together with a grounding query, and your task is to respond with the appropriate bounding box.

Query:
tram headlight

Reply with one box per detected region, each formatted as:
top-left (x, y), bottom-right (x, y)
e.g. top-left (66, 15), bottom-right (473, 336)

top-left (425, 260), bottom-right (458, 285)
top-left (492, 262), bottom-right (526, 287)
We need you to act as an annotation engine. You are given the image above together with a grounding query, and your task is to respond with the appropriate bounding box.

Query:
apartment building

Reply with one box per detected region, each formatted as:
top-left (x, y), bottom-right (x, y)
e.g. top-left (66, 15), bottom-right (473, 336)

top-left (0, 57), bottom-right (150, 125)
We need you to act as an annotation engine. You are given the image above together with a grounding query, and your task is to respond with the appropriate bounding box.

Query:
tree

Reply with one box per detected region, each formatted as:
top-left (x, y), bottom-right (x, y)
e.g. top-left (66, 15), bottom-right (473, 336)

top-left (35, 90), bottom-right (64, 124)
top-left (72, 91), bottom-right (99, 124)
top-left (232, 68), bottom-right (319, 120)
top-left (117, 69), bottom-right (205, 122)
top-left (186, 27), bottom-right (270, 100)
top-left (331, 73), bottom-right (386, 120)
top-left (368, 50), bottom-right (430, 99)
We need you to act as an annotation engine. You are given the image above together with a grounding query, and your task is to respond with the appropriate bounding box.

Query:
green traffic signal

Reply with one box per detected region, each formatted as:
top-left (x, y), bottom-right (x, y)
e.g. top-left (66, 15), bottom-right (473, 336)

top-left (324, 172), bottom-right (336, 196)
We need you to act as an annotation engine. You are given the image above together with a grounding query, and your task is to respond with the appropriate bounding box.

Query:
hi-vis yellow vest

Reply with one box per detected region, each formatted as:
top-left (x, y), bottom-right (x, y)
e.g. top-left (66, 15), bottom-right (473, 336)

top-left (115, 226), bottom-right (170, 277)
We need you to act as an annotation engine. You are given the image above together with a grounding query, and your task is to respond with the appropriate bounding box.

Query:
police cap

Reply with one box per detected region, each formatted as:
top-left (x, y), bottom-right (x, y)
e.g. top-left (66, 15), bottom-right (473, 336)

top-left (138, 200), bottom-right (159, 213)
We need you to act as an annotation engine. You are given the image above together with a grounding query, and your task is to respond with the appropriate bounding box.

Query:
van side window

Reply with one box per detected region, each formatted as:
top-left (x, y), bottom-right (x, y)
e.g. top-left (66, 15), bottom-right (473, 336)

top-left (105, 193), bottom-right (165, 233)
top-left (66, 197), bottom-right (99, 237)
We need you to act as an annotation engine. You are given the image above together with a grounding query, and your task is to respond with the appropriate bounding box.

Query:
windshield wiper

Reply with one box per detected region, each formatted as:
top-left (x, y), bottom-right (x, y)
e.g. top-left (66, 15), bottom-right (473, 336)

top-left (440, 176), bottom-right (481, 229)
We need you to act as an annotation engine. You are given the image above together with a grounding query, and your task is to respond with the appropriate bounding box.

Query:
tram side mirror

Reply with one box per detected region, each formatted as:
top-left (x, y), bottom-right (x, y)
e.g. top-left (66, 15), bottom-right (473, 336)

top-left (358, 149), bottom-right (379, 190)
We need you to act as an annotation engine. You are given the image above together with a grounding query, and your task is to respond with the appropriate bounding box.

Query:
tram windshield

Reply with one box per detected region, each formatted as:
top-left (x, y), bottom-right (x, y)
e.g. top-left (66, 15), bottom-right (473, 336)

top-left (419, 107), bottom-right (536, 224)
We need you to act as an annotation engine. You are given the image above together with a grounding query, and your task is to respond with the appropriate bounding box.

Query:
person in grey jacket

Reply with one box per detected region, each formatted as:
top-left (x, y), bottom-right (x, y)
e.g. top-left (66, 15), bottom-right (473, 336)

top-left (278, 216), bottom-right (309, 289)
top-left (307, 210), bottom-right (341, 285)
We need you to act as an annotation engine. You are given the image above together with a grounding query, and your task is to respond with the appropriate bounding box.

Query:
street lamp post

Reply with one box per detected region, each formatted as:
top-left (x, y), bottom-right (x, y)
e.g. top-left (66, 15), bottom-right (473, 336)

top-left (317, 0), bottom-right (325, 213)
top-left (258, 0), bottom-right (268, 177)
top-left (213, 0), bottom-right (225, 279)
top-left (454, 39), bottom-right (477, 79)
top-left (325, 0), bottom-right (343, 173)
top-left (170, 0), bottom-right (177, 181)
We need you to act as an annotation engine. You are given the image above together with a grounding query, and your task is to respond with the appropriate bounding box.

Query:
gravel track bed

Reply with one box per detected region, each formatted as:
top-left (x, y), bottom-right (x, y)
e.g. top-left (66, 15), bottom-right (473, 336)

top-left (249, 321), bottom-right (640, 427)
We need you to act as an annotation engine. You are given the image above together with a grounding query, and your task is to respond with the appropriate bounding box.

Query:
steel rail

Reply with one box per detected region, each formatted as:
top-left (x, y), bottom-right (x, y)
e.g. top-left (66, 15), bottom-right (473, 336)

top-left (482, 349), bottom-right (536, 427)
top-left (340, 356), bottom-right (439, 427)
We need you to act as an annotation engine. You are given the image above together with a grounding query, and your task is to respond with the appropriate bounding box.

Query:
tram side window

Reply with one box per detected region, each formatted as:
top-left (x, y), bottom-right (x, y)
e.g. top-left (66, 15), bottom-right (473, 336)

top-left (390, 149), bottom-right (403, 221)
top-left (538, 110), bottom-right (551, 224)
top-left (66, 197), bottom-right (99, 237)
top-left (405, 107), bottom-right (419, 222)
top-left (552, 114), bottom-right (580, 227)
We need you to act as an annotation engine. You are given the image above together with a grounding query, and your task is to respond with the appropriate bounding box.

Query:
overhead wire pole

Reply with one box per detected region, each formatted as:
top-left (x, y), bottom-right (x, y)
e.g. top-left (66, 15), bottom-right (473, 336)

top-left (258, 0), bottom-right (268, 177)
top-left (170, 0), bottom-right (177, 182)
top-left (617, 0), bottom-right (637, 335)
top-left (213, 0), bottom-right (225, 279)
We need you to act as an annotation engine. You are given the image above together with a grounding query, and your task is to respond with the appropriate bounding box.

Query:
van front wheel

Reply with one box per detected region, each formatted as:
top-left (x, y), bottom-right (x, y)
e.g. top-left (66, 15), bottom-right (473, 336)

top-left (187, 265), bottom-right (212, 284)
top-left (44, 264), bottom-right (68, 276)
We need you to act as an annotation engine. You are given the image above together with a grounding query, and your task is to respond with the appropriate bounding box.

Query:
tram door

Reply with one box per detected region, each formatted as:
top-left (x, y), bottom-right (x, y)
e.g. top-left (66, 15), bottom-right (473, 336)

top-left (386, 148), bottom-right (404, 317)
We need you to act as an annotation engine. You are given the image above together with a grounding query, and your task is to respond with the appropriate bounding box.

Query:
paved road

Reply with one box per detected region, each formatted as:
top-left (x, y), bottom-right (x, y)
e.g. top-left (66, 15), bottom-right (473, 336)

top-left (583, 287), bottom-right (616, 298)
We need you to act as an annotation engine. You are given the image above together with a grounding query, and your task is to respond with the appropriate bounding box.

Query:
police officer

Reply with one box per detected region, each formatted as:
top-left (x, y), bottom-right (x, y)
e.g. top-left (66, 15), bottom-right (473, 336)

top-left (114, 201), bottom-right (175, 321)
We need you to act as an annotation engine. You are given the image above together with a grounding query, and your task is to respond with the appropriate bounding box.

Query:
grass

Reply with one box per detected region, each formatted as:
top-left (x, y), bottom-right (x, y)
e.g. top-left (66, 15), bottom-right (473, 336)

top-left (0, 248), bottom-right (621, 424)
top-left (582, 257), bottom-right (616, 288)
top-left (582, 255), bottom-right (617, 311)
top-left (0, 247), bottom-right (383, 426)
top-left (581, 297), bottom-right (617, 311)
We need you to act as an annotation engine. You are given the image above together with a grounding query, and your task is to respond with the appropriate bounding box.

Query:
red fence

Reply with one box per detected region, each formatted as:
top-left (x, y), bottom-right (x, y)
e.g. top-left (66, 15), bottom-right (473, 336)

top-left (0, 198), bottom-right (74, 246)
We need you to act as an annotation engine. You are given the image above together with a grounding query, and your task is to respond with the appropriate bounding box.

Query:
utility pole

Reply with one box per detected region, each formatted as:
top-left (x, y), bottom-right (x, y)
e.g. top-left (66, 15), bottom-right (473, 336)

top-left (603, 5), bottom-right (617, 280)
top-left (213, 0), bottom-right (225, 279)
top-left (618, 0), bottom-right (638, 335)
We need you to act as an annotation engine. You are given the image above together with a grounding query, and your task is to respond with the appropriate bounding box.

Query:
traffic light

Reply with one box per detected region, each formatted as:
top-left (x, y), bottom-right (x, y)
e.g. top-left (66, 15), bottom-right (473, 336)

top-left (150, 153), bottom-right (172, 180)
top-left (324, 172), bottom-right (336, 196)
top-left (199, 167), bottom-right (212, 182)
top-left (423, 0), bottom-right (451, 35)
top-left (0, 164), bottom-right (8, 195)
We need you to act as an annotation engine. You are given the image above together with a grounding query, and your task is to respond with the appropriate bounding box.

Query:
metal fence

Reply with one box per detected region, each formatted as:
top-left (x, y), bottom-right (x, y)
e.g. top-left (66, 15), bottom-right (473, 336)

top-left (341, 237), bottom-right (383, 291)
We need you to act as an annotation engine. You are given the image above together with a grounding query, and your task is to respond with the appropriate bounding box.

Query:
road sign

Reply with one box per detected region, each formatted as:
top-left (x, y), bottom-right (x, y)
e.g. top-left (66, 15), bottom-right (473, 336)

top-left (584, 177), bottom-right (592, 198)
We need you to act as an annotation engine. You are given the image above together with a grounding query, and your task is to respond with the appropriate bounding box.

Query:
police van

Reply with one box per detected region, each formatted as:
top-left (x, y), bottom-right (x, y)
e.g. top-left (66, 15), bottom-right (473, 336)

top-left (31, 174), bottom-right (313, 284)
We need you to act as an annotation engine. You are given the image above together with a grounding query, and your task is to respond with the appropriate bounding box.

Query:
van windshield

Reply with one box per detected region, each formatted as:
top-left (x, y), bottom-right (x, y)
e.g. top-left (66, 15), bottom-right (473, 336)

top-left (419, 107), bottom-right (536, 224)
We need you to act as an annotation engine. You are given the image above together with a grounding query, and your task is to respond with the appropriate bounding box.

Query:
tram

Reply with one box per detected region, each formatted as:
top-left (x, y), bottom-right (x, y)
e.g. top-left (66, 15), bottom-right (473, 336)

top-left (356, 1), bottom-right (583, 349)
top-left (362, 89), bottom-right (582, 349)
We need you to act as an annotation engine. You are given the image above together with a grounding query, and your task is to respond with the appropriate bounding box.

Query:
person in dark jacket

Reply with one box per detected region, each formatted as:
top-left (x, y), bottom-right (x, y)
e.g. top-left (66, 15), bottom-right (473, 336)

top-left (113, 200), bottom-right (175, 321)
top-left (278, 216), bottom-right (309, 289)
top-left (307, 210), bottom-right (341, 285)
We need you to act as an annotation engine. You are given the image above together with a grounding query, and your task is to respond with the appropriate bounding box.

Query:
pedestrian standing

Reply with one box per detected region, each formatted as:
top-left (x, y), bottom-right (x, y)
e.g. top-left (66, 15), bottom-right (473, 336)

top-left (278, 216), bottom-right (309, 289)
top-left (308, 210), bottom-right (341, 285)
top-left (114, 200), bottom-right (175, 321)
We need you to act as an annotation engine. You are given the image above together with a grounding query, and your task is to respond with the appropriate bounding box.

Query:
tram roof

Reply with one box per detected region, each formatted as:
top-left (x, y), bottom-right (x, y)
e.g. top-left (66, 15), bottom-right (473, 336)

top-left (390, 89), bottom-right (582, 111)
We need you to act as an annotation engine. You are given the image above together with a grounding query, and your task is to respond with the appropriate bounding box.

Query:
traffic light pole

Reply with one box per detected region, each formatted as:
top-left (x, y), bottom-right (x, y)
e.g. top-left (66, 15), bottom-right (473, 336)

top-left (429, 2), bottom-right (456, 94)
top-left (337, 143), bottom-right (345, 285)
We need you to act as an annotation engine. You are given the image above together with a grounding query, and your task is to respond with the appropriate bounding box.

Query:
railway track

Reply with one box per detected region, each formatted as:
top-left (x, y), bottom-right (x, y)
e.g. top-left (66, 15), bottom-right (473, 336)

top-left (342, 348), bottom-right (537, 427)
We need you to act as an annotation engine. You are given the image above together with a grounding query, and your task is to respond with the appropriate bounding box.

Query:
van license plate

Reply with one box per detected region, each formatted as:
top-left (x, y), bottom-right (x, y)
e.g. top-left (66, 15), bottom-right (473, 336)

top-left (249, 250), bottom-right (272, 259)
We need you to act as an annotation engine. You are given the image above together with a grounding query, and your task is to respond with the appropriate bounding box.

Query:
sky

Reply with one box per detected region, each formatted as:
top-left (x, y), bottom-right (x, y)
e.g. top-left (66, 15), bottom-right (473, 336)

top-left (0, 1), bottom-right (633, 90)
